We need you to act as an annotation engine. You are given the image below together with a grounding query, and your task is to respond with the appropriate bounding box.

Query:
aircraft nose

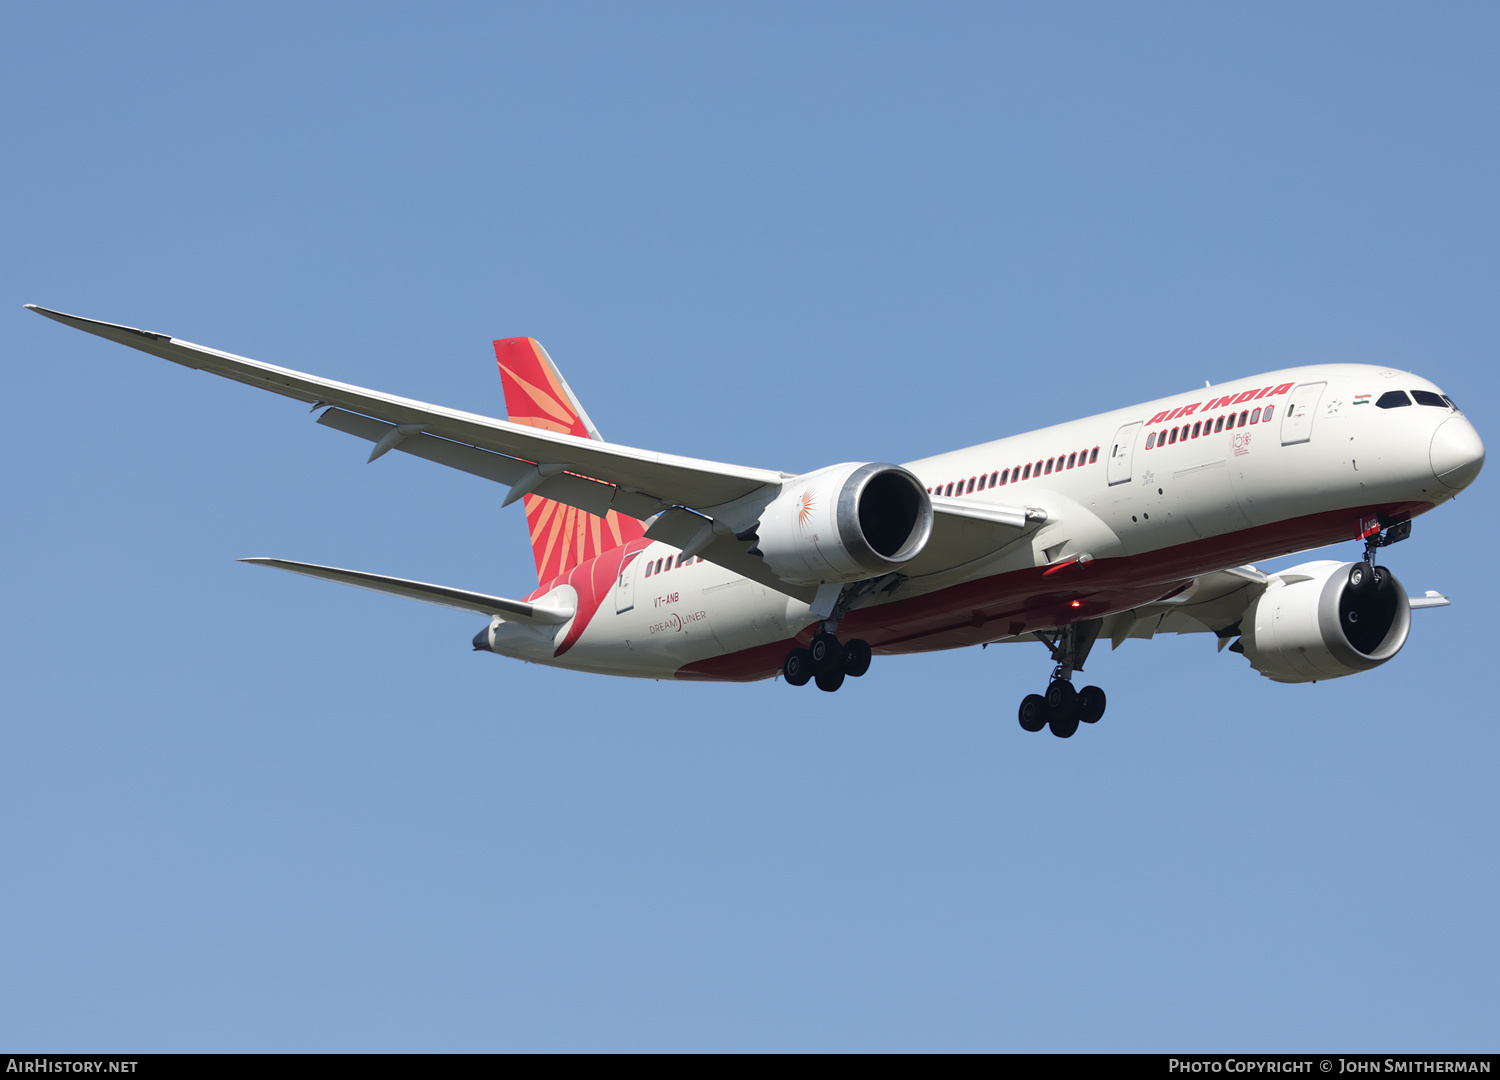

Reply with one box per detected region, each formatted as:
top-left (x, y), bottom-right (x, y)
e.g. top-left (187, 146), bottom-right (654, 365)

top-left (1430, 415), bottom-right (1485, 492)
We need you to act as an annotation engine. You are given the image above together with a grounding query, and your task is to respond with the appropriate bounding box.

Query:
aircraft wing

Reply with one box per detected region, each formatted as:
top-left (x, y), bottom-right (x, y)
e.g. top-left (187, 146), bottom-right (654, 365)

top-left (241, 558), bottom-right (575, 623)
top-left (28, 305), bottom-right (782, 509)
top-left (1098, 565), bottom-right (1450, 650)
top-left (29, 306), bottom-right (1042, 595)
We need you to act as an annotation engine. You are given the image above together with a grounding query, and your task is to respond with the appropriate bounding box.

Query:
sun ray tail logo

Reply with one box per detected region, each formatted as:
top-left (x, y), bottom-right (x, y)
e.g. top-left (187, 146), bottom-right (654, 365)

top-left (494, 337), bottom-right (644, 584)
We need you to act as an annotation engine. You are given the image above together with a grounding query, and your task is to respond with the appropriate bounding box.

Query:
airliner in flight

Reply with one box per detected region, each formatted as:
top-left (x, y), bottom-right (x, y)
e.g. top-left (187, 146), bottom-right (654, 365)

top-left (27, 305), bottom-right (1484, 737)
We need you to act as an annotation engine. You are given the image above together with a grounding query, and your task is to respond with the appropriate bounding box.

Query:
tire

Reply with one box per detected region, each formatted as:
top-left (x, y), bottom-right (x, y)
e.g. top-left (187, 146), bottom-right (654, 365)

top-left (1018, 694), bottom-right (1048, 732)
top-left (1348, 561), bottom-right (1372, 592)
top-left (809, 632), bottom-right (842, 670)
top-left (1078, 685), bottom-right (1107, 724)
top-left (1044, 679), bottom-right (1078, 719)
top-left (843, 639), bottom-right (872, 678)
top-left (1049, 711), bottom-right (1080, 738)
top-left (814, 666), bottom-right (846, 693)
top-left (783, 648), bottom-right (813, 687)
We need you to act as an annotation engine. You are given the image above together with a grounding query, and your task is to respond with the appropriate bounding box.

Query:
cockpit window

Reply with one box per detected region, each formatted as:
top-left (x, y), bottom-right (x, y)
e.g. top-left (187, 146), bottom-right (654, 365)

top-left (1412, 390), bottom-right (1447, 408)
top-left (1444, 395), bottom-right (1461, 412)
top-left (1376, 391), bottom-right (1412, 409)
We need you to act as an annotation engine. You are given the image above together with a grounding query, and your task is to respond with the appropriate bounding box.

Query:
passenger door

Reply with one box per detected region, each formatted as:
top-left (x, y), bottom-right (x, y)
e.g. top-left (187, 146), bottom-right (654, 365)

top-left (1280, 382), bottom-right (1326, 446)
top-left (614, 550), bottom-right (641, 614)
top-left (1107, 422), bottom-right (1142, 486)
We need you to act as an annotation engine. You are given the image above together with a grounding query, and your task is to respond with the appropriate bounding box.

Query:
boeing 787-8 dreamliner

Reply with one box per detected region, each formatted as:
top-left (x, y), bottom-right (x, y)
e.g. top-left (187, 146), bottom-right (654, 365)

top-left (28, 305), bottom-right (1484, 738)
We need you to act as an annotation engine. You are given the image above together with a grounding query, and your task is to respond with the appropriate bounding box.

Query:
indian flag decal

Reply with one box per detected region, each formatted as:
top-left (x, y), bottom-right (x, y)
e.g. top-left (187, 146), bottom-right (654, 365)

top-left (1353, 393), bottom-right (1371, 405)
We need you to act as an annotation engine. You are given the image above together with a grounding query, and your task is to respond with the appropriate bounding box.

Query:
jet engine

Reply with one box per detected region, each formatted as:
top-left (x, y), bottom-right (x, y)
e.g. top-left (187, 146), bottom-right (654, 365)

top-left (753, 462), bottom-right (933, 586)
top-left (1237, 560), bottom-right (1411, 683)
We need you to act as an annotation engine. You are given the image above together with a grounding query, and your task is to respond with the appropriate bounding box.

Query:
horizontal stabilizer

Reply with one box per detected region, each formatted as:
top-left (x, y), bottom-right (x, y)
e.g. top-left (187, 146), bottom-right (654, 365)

top-left (240, 558), bottom-right (575, 624)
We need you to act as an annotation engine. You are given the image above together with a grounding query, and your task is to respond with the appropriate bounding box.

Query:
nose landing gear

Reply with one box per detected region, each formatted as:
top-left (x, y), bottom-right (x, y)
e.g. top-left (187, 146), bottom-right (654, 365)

top-left (782, 630), bottom-right (872, 692)
top-left (1018, 619), bottom-right (1107, 737)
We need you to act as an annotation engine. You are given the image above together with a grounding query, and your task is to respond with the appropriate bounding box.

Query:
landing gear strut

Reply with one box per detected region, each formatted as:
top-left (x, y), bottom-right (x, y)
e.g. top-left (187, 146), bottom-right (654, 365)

top-left (1018, 618), bottom-right (1107, 738)
top-left (1363, 516), bottom-right (1412, 567)
top-left (783, 629), bottom-right (872, 692)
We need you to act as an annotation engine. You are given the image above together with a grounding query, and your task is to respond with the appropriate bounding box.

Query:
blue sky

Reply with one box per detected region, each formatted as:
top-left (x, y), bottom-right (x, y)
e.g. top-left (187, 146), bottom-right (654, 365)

top-left (3, 2), bottom-right (1496, 1051)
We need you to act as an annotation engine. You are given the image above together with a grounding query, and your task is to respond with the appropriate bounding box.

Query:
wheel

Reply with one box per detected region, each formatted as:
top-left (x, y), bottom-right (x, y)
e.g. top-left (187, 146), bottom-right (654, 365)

top-left (783, 648), bottom-right (813, 687)
top-left (1044, 679), bottom-right (1078, 719)
top-left (1078, 685), bottom-right (1106, 724)
top-left (1348, 561), bottom-right (1373, 592)
top-left (1049, 710), bottom-right (1080, 738)
top-left (809, 632), bottom-right (842, 670)
top-left (1018, 694), bottom-right (1048, 732)
top-left (843, 639), bottom-right (871, 678)
top-left (814, 666), bottom-right (846, 692)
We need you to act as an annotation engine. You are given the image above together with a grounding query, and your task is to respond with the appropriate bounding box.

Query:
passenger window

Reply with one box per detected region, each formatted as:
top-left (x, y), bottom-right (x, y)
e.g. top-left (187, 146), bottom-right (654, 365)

top-left (1191, 422), bottom-right (1201, 438)
top-left (945, 483), bottom-right (954, 497)
top-left (1146, 432), bottom-right (1156, 449)
top-left (1238, 410), bottom-right (1249, 426)
top-left (1412, 390), bottom-right (1447, 408)
top-left (1067, 452), bottom-right (1077, 468)
top-left (1043, 459), bottom-right (1051, 474)
top-left (1376, 391), bottom-right (1412, 409)
top-left (1250, 407), bottom-right (1261, 424)
top-left (645, 562), bottom-right (653, 578)
top-left (1168, 428), bottom-right (1177, 445)
top-left (990, 471), bottom-right (999, 486)
top-left (1022, 464), bottom-right (1031, 480)
top-left (1226, 413), bottom-right (1236, 429)
top-left (967, 477), bottom-right (976, 493)
top-left (1090, 447), bottom-right (1099, 463)
top-left (999, 469), bottom-right (1008, 485)
top-left (1263, 405), bottom-right (1274, 422)
top-left (1213, 415), bottom-right (1223, 432)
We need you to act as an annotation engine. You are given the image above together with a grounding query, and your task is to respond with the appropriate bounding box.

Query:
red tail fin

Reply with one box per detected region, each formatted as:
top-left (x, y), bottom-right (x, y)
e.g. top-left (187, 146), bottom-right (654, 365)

top-left (493, 337), bottom-right (644, 585)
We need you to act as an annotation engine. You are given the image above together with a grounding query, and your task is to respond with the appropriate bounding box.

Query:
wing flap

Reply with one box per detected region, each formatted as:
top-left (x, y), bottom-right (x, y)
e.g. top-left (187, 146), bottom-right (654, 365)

top-left (241, 557), bottom-right (575, 623)
top-left (641, 506), bottom-right (817, 602)
top-left (316, 409), bottom-right (657, 519)
top-left (902, 497), bottom-right (1046, 576)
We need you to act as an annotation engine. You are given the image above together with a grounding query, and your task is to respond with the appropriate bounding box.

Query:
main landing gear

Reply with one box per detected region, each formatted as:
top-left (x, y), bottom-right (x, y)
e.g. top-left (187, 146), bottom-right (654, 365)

top-left (783, 630), bottom-right (872, 693)
top-left (1019, 619), bottom-right (1107, 738)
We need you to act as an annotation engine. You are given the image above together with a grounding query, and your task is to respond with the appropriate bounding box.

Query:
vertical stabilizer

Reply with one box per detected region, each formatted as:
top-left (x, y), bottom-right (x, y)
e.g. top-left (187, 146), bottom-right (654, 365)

top-left (493, 338), bottom-right (644, 585)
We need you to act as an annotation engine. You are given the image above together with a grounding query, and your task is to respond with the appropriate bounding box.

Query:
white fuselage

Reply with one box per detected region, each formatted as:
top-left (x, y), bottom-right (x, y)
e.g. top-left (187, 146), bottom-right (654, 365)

top-left (483, 364), bottom-right (1482, 681)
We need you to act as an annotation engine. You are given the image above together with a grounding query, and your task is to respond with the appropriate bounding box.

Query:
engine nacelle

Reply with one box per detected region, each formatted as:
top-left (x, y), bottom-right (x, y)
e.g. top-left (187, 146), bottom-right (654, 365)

top-left (1238, 560), bottom-right (1411, 683)
top-left (754, 462), bottom-right (933, 586)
